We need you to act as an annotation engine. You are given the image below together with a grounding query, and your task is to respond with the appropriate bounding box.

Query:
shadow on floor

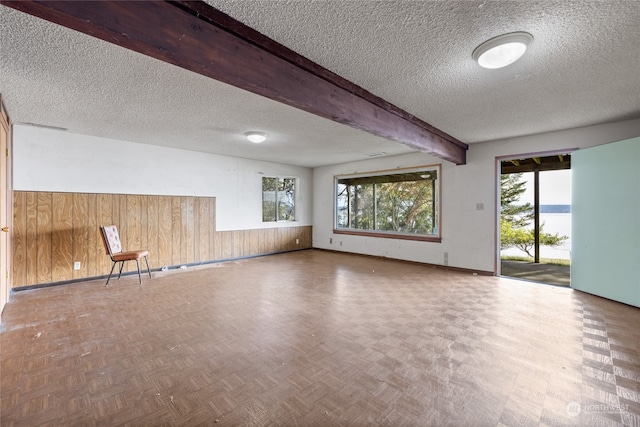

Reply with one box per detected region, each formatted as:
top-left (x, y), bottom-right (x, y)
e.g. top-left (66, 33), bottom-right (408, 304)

top-left (501, 259), bottom-right (570, 287)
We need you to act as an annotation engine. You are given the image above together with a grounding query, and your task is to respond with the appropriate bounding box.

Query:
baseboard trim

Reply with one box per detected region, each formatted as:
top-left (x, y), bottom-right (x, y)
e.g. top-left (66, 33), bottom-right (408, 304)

top-left (10, 248), bottom-right (312, 292)
top-left (311, 248), bottom-right (495, 276)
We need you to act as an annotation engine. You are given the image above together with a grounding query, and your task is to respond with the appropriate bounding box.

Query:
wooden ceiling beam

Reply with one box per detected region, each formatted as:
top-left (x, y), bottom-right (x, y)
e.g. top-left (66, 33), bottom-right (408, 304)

top-left (2, 0), bottom-right (468, 165)
top-left (501, 155), bottom-right (571, 174)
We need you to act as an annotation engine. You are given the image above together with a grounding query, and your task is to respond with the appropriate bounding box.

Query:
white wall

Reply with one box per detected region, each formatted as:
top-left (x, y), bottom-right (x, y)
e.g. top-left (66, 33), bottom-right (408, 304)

top-left (13, 125), bottom-right (313, 231)
top-left (14, 117), bottom-right (640, 268)
top-left (313, 118), bottom-right (640, 272)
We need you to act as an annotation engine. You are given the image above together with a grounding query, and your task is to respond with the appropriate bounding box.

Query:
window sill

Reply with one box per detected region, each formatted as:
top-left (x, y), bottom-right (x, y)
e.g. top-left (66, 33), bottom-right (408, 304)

top-left (333, 229), bottom-right (442, 243)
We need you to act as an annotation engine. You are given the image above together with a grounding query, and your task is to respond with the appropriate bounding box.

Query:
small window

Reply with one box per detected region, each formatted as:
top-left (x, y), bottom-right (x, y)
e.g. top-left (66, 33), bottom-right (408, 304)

top-left (263, 177), bottom-right (296, 222)
top-left (335, 166), bottom-right (440, 241)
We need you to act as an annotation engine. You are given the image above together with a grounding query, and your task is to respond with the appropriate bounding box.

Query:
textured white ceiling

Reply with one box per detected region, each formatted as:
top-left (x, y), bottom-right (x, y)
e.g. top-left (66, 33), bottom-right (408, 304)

top-left (2, 1), bottom-right (640, 167)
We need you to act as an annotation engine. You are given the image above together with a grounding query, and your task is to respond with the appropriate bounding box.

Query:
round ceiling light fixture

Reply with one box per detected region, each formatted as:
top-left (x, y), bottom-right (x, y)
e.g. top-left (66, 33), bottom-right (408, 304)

top-left (472, 32), bottom-right (533, 69)
top-left (245, 131), bottom-right (268, 143)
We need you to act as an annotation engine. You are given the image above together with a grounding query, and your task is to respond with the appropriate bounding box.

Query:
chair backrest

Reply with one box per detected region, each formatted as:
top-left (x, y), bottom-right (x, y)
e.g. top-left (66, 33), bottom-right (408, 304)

top-left (100, 225), bottom-right (123, 257)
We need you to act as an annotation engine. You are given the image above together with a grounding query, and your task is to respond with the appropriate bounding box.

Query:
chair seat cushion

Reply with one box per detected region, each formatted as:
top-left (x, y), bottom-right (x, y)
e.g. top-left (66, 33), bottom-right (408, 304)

top-left (112, 250), bottom-right (149, 262)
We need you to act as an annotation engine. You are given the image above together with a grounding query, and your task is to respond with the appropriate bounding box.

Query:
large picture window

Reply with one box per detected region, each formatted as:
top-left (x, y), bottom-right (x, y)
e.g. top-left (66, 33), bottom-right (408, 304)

top-left (335, 166), bottom-right (440, 241)
top-left (262, 177), bottom-right (296, 222)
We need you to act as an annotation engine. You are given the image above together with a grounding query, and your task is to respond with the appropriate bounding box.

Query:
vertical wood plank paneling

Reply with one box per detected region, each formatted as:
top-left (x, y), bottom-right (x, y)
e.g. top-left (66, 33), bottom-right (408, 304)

top-left (271, 228), bottom-right (278, 253)
top-left (140, 195), bottom-right (148, 253)
top-left (291, 228), bottom-right (299, 250)
top-left (268, 228), bottom-right (278, 253)
top-left (97, 193), bottom-right (114, 275)
top-left (10, 192), bottom-right (316, 287)
top-left (258, 228), bottom-right (267, 254)
top-left (193, 198), bottom-right (200, 262)
top-left (171, 197), bottom-right (182, 266)
top-left (229, 230), bottom-right (244, 258)
top-left (147, 195), bottom-right (160, 269)
top-left (249, 229), bottom-right (260, 256)
top-left (278, 228), bottom-right (287, 252)
top-left (51, 193), bottom-right (73, 282)
top-left (215, 231), bottom-right (224, 259)
top-left (213, 231), bottom-right (222, 260)
top-left (276, 228), bottom-right (285, 252)
top-left (123, 195), bottom-right (141, 272)
top-left (179, 198), bottom-right (188, 263)
top-left (291, 227), bottom-right (300, 251)
top-left (209, 198), bottom-right (216, 261)
top-left (287, 227), bottom-right (296, 251)
top-left (72, 193), bottom-right (89, 279)
top-left (243, 230), bottom-right (250, 256)
top-left (307, 226), bottom-right (313, 247)
top-left (112, 194), bottom-right (122, 250)
top-left (36, 192), bottom-right (52, 284)
top-left (232, 231), bottom-right (242, 258)
top-left (300, 226), bottom-right (310, 247)
top-left (229, 231), bottom-right (238, 258)
top-left (279, 228), bottom-right (293, 251)
top-left (243, 230), bottom-right (253, 256)
top-left (158, 196), bottom-right (172, 268)
top-left (127, 195), bottom-right (144, 250)
top-left (126, 195), bottom-right (141, 249)
top-left (12, 192), bottom-right (26, 287)
top-left (221, 231), bottom-right (234, 259)
top-left (86, 193), bottom-right (98, 278)
top-left (231, 230), bottom-right (241, 258)
top-left (25, 192), bottom-right (39, 286)
top-left (184, 197), bottom-right (194, 263)
top-left (288, 227), bottom-right (296, 251)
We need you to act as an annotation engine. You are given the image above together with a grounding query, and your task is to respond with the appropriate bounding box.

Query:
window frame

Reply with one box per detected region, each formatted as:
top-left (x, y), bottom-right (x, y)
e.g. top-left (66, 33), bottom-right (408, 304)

top-left (333, 165), bottom-right (441, 243)
top-left (262, 176), bottom-right (297, 223)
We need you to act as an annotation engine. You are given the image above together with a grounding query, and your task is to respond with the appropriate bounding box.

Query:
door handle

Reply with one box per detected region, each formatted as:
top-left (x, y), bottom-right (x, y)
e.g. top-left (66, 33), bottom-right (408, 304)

top-left (1, 227), bottom-right (8, 232)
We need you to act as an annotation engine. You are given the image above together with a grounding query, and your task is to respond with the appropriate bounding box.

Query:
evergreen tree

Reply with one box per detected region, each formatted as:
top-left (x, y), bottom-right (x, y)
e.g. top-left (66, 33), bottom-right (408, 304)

top-left (500, 173), bottom-right (533, 227)
top-left (500, 173), bottom-right (568, 258)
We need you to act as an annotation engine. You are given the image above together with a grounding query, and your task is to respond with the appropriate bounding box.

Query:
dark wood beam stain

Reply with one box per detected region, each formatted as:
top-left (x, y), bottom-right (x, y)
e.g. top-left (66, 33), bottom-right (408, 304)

top-left (501, 154), bottom-right (571, 174)
top-left (2, 0), bottom-right (467, 164)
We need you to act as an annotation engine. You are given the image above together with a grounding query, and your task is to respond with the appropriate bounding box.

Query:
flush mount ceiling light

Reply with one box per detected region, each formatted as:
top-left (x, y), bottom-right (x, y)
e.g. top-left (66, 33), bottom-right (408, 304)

top-left (245, 131), bottom-right (268, 143)
top-left (472, 32), bottom-right (533, 69)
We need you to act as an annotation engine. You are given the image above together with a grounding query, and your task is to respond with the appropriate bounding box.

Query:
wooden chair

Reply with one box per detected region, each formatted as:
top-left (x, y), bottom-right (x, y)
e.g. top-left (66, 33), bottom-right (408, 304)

top-left (100, 225), bottom-right (151, 286)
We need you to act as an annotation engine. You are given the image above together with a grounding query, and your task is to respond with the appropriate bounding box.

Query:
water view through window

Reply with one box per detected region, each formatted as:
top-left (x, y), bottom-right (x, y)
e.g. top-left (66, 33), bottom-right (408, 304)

top-left (501, 169), bottom-right (572, 260)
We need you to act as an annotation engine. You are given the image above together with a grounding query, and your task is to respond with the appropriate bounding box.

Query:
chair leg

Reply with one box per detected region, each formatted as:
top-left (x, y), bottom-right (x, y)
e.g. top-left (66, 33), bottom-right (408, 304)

top-left (117, 262), bottom-right (124, 280)
top-left (105, 261), bottom-right (117, 287)
top-left (144, 256), bottom-right (151, 279)
top-left (136, 259), bottom-right (142, 285)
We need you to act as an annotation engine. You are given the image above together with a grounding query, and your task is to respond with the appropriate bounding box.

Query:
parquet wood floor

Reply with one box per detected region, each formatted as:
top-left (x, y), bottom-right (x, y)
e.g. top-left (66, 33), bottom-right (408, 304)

top-left (1, 250), bottom-right (639, 426)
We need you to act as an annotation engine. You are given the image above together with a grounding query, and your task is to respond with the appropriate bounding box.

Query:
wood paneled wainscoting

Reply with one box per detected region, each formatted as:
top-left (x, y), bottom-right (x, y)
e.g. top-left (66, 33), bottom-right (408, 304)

top-left (12, 191), bottom-right (312, 288)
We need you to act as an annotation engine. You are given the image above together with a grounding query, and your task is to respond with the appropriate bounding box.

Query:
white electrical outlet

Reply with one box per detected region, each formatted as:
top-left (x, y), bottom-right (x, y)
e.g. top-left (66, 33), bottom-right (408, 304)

top-left (73, 261), bottom-right (81, 270)
top-left (296, 238), bottom-right (299, 244)
top-left (444, 252), bottom-right (449, 266)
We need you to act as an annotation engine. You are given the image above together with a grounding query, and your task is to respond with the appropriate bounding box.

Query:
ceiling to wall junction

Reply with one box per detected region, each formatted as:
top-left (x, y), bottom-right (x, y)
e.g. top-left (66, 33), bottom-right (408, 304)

top-left (1, 1), bottom-right (639, 167)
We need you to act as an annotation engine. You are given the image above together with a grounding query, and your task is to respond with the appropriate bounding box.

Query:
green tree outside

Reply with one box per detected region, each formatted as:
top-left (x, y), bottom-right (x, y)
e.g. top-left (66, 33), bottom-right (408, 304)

top-left (500, 173), bottom-right (534, 227)
top-left (336, 173), bottom-right (437, 235)
top-left (500, 173), bottom-right (568, 258)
